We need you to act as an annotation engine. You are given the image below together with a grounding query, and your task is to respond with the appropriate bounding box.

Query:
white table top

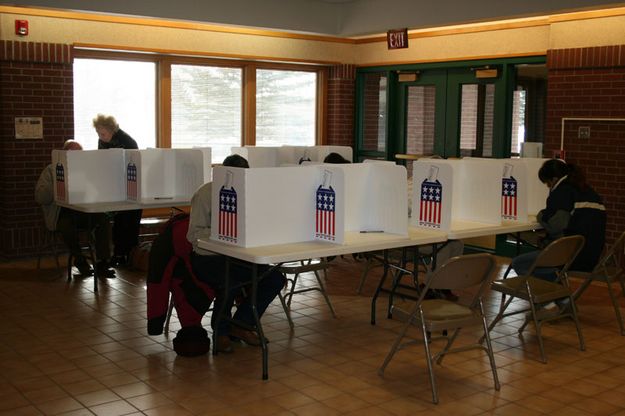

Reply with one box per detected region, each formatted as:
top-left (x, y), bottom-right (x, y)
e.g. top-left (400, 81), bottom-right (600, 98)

top-left (197, 227), bottom-right (447, 264)
top-left (58, 197), bottom-right (190, 213)
top-left (446, 218), bottom-right (541, 239)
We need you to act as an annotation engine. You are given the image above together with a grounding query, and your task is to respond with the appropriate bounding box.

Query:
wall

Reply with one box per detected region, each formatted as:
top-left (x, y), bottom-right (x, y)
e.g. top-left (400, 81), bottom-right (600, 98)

top-left (327, 64), bottom-right (355, 149)
top-left (0, 40), bottom-right (73, 257)
top-left (546, 45), bottom-right (625, 243)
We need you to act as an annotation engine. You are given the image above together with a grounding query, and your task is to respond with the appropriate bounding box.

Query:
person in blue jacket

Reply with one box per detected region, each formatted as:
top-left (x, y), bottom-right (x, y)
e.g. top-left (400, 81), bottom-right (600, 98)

top-left (511, 158), bottom-right (606, 281)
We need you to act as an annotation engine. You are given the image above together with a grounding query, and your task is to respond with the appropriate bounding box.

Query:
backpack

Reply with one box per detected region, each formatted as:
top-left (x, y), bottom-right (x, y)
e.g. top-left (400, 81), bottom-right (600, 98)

top-left (146, 213), bottom-right (215, 336)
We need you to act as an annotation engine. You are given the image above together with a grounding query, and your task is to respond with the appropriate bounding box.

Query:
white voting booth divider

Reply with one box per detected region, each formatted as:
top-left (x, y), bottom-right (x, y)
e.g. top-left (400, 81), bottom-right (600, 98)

top-left (231, 145), bottom-right (353, 167)
top-left (211, 163), bottom-right (407, 248)
top-left (53, 149), bottom-right (126, 204)
top-left (53, 148), bottom-right (211, 204)
top-left (464, 157), bottom-right (550, 220)
top-left (125, 148), bottom-right (211, 202)
top-left (411, 158), bottom-right (502, 231)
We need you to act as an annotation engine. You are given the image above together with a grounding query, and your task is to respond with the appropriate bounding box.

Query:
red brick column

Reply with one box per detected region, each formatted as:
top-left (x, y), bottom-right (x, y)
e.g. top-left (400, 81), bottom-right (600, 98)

top-left (546, 45), bottom-right (625, 243)
top-left (327, 64), bottom-right (355, 148)
top-left (0, 40), bottom-right (74, 258)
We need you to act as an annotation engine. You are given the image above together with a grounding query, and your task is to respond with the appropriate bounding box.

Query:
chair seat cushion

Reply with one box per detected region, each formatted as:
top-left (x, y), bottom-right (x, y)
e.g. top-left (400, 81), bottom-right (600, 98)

top-left (421, 299), bottom-right (473, 320)
top-left (491, 276), bottom-right (570, 303)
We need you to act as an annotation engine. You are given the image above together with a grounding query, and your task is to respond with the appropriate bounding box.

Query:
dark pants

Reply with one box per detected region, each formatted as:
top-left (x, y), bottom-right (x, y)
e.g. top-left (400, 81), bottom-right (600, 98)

top-left (56, 208), bottom-right (111, 261)
top-left (190, 252), bottom-right (286, 336)
top-left (112, 209), bottom-right (142, 256)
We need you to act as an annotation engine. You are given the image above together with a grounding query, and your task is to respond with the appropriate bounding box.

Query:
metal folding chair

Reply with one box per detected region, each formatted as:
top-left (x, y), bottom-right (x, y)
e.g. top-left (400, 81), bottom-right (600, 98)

top-left (568, 230), bottom-right (625, 335)
top-left (378, 253), bottom-right (499, 404)
top-left (488, 235), bottom-right (586, 363)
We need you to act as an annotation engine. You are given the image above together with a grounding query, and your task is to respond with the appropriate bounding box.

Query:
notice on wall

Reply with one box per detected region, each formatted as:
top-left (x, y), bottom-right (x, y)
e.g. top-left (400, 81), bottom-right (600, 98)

top-left (15, 117), bottom-right (43, 139)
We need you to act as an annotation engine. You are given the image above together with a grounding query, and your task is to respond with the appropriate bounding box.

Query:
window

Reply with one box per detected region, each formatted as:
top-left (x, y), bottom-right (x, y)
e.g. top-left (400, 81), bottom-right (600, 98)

top-left (73, 58), bottom-right (156, 150)
top-left (170, 65), bottom-right (242, 164)
top-left (256, 69), bottom-right (317, 147)
top-left (73, 52), bottom-right (325, 158)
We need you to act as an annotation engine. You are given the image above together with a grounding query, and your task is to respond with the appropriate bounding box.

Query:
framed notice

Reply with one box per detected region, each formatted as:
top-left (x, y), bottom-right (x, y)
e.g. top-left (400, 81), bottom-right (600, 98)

top-left (15, 117), bottom-right (43, 139)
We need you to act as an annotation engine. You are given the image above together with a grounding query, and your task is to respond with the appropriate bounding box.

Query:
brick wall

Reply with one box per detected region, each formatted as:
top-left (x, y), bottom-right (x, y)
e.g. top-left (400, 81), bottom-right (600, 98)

top-left (546, 45), bottom-right (625, 244)
top-left (0, 40), bottom-right (74, 258)
top-left (327, 64), bottom-right (355, 148)
top-left (362, 73), bottom-right (386, 152)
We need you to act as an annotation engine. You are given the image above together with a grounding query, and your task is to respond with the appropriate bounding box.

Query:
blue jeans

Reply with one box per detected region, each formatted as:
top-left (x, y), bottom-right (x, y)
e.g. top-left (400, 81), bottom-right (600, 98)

top-left (190, 252), bottom-right (286, 335)
top-left (510, 250), bottom-right (558, 282)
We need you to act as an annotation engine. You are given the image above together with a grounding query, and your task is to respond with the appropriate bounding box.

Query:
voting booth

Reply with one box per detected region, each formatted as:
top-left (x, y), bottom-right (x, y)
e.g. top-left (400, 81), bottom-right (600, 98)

top-left (125, 148), bottom-right (211, 202)
top-left (411, 158), bottom-right (502, 231)
top-left (53, 149), bottom-right (126, 204)
top-left (464, 157), bottom-right (550, 221)
top-left (230, 147), bottom-right (279, 168)
top-left (231, 145), bottom-right (353, 167)
top-left (211, 162), bottom-right (407, 248)
top-left (53, 148), bottom-right (211, 204)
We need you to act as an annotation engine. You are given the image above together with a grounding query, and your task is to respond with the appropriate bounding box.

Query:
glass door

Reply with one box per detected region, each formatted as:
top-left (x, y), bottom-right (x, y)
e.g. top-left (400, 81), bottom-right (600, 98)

top-left (445, 68), bottom-right (507, 158)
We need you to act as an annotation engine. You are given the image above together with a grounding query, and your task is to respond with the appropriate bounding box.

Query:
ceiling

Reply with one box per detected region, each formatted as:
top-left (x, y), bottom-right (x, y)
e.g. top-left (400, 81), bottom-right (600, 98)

top-left (4, 0), bottom-right (625, 36)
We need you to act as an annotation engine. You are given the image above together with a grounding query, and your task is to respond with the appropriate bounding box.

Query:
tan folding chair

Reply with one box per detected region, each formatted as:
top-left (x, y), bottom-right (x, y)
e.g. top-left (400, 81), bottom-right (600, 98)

top-left (568, 230), bottom-right (625, 335)
top-left (488, 235), bottom-right (585, 363)
top-left (279, 258), bottom-right (336, 318)
top-left (36, 209), bottom-right (62, 275)
top-left (378, 253), bottom-right (499, 404)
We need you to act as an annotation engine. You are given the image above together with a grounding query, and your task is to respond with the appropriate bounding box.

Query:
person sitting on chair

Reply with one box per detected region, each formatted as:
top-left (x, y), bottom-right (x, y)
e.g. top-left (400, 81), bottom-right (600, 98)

top-left (510, 158), bottom-right (606, 282)
top-left (323, 152), bottom-right (351, 164)
top-left (35, 140), bottom-right (114, 277)
top-left (186, 154), bottom-right (286, 353)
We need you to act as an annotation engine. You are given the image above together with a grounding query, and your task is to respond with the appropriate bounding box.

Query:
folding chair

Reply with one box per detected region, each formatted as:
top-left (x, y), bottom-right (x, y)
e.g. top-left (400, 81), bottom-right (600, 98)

top-left (36, 213), bottom-right (62, 275)
top-left (568, 230), bottom-right (625, 335)
top-left (488, 235), bottom-right (585, 363)
top-left (378, 253), bottom-right (499, 404)
top-left (279, 258), bottom-right (335, 318)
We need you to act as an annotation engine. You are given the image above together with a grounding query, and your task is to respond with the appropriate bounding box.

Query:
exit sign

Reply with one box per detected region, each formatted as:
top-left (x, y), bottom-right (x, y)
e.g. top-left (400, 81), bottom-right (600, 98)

top-left (387, 28), bottom-right (408, 50)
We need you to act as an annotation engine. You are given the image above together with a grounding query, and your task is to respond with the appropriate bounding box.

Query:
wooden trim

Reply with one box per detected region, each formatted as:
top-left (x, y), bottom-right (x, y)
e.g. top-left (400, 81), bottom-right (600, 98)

top-left (357, 51), bottom-right (547, 68)
top-left (354, 17), bottom-right (550, 44)
top-left (317, 68), bottom-right (329, 145)
top-left (73, 43), bottom-right (340, 66)
top-left (0, 5), bottom-right (355, 44)
top-left (548, 6), bottom-right (625, 23)
top-left (159, 62), bottom-right (171, 148)
top-left (243, 65), bottom-right (256, 146)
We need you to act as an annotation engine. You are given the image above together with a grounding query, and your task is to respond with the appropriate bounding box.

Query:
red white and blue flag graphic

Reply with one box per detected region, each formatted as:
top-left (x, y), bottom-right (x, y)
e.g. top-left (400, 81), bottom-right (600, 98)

top-left (315, 185), bottom-right (335, 241)
top-left (419, 179), bottom-right (442, 228)
top-left (127, 163), bottom-right (137, 200)
top-left (502, 176), bottom-right (517, 219)
top-left (219, 186), bottom-right (238, 242)
top-left (55, 163), bottom-right (65, 201)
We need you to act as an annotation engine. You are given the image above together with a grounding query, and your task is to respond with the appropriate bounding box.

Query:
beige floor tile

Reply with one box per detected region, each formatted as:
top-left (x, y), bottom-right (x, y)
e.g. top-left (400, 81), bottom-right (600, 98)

top-left (1, 256), bottom-right (625, 415)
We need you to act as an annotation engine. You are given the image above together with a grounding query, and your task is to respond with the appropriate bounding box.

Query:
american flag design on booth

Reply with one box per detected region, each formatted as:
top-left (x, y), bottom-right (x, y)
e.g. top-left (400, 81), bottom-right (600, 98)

top-left (218, 171), bottom-right (238, 243)
top-left (315, 170), bottom-right (335, 241)
top-left (419, 165), bottom-right (442, 228)
top-left (55, 163), bottom-right (66, 201)
top-left (127, 162), bottom-right (138, 200)
top-left (502, 164), bottom-right (517, 220)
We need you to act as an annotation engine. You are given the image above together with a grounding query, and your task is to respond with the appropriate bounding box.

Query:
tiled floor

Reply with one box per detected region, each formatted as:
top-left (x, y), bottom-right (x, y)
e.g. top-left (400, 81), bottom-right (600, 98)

top-left (1, 253), bottom-right (625, 415)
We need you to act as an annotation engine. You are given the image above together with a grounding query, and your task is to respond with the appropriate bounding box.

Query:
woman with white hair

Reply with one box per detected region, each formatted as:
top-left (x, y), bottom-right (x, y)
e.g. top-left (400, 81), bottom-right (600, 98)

top-left (93, 114), bottom-right (141, 266)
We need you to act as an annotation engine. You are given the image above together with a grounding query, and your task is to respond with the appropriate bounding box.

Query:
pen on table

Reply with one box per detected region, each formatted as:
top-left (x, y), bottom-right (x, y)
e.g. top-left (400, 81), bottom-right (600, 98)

top-left (154, 196), bottom-right (174, 200)
top-left (360, 230), bottom-right (384, 233)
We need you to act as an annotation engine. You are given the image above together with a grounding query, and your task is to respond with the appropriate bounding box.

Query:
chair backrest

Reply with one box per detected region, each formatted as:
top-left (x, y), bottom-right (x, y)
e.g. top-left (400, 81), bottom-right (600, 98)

top-left (425, 253), bottom-right (495, 300)
top-left (595, 230), bottom-right (625, 277)
top-left (530, 235), bottom-right (585, 273)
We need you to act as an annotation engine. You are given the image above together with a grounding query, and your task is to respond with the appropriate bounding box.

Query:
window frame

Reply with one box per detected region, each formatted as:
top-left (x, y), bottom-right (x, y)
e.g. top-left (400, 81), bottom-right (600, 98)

top-left (73, 48), bottom-right (329, 151)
